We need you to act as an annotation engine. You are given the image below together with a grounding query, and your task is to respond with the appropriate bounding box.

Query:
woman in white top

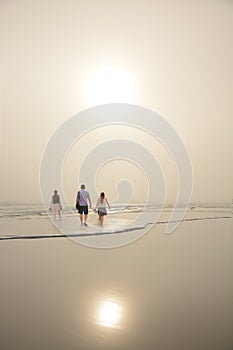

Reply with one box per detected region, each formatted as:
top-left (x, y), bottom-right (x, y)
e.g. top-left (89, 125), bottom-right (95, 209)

top-left (95, 192), bottom-right (110, 225)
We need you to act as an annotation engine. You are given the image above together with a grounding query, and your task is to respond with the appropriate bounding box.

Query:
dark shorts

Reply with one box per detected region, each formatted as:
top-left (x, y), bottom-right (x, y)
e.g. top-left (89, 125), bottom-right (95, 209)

top-left (98, 208), bottom-right (107, 216)
top-left (78, 205), bottom-right (88, 215)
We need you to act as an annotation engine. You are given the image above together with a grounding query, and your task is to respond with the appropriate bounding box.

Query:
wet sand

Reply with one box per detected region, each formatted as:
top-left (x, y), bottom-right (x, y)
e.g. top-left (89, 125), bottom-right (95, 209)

top-left (0, 217), bottom-right (232, 350)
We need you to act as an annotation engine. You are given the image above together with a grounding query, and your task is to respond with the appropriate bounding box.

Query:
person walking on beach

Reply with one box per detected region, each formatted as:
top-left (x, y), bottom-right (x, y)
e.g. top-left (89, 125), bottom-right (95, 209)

top-left (95, 192), bottom-right (110, 225)
top-left (76, 184), bottom-right (92, 226)
top-left (49, 190), bottom-right (62, 220)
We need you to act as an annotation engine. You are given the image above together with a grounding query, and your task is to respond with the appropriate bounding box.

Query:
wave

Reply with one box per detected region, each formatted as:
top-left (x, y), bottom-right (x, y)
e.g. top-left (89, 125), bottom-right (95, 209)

top-left (0, 215), bottom-right (231, 241)
top-left (0, 202), bottom-right (231, 219)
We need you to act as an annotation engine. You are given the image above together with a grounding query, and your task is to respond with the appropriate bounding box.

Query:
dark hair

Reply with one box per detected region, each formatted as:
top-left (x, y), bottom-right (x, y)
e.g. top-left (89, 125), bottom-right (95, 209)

top-left (100, 192), bottom-right (105, 198)
top-left (54, 190), bottom-right (58, 194)
top-left (81, 184), bottom-right (85, 189)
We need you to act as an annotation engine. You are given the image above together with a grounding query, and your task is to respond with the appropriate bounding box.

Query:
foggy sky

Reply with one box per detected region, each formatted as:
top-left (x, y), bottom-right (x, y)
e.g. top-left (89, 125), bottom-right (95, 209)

top-left (1, 0), bottom-right (233, 203)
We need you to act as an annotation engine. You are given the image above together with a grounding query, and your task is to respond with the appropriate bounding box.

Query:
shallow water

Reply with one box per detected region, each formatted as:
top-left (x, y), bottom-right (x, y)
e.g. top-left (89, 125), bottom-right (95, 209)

top-left (0, 202), bottom-right (231, 238)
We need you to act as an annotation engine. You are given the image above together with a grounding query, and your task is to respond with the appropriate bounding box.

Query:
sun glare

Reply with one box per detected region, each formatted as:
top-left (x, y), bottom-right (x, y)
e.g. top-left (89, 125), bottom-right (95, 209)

top-left (85, 65), bottom-right (137, 106)
top-left (96, 299), bottom-right (123, 328)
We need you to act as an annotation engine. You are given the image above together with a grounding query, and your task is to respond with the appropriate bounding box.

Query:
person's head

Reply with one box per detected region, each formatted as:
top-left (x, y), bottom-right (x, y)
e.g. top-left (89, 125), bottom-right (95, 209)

top-left (54, 190), bottom-right (58, 195)
top-left (81, 184), bottom-right (85, 190)
top-left (100, 192), bottom-right (105, 199)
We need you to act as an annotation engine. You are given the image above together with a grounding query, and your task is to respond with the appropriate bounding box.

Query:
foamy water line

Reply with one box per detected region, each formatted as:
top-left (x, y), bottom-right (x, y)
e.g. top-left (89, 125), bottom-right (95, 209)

top-left (0, 215), bottom-right (231, 241)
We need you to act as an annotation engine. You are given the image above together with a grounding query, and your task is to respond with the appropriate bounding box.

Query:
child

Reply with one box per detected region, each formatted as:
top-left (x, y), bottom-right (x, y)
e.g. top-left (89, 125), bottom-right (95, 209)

top-left (95, 192), bottom-right (110, 225)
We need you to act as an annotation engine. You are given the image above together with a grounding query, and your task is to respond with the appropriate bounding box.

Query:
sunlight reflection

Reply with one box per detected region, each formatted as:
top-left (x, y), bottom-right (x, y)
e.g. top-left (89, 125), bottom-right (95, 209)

top-left (96, 299), bottom-right (123, 328)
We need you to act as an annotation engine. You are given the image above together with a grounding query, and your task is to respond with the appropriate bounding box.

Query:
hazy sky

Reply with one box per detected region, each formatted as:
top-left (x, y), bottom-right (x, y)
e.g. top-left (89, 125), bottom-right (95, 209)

top-left (1, 0), bottom-right (233, 204)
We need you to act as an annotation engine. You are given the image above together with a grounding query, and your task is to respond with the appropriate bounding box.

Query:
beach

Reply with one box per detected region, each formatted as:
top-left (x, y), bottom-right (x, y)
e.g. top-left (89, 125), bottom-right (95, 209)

top-left (0, 204), bottom-right (232, 349)
top-left (1, 0), bottom-right (233, 348)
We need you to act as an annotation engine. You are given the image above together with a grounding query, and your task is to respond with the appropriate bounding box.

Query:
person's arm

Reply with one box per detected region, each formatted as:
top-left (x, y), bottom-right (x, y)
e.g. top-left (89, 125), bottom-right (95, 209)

top-left (75, 192), bottom-right (79, 210)
top-left (95, 197), bottom-right (100, 210)
top-left (59, 196), bottom-right (62, 210)
top-left (88, 194), bottom-right (92, 208)
top-left (105, 198), bottom-right (110, 209)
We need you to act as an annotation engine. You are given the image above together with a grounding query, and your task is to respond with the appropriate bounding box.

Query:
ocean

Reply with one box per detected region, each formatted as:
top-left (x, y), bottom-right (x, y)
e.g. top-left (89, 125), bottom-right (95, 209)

top-left (0, 202), bottom-right (231, 246)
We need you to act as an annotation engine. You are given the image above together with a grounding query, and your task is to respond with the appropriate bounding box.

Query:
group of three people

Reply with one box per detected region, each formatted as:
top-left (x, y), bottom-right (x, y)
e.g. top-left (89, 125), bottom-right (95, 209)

top-left (50, 185), bottom-right (110, 226)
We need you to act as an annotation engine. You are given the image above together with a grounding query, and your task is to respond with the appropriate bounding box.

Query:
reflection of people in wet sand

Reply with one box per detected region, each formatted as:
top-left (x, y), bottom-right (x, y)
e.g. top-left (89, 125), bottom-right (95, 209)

top-left (95, 192), bottom-right (110, 225)
top-left (76, 184), bottom-right (92, 226)
top-left (49, 190), bottom-right (62, 220)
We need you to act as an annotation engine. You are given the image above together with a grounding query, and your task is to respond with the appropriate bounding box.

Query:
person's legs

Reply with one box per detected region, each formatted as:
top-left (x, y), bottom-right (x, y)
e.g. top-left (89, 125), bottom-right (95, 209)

top-left (80, 213), bottom-right (83, 225)
top-left (84, 214), bottom-right (88, 225)
top-left (100, 215), bottom-right (104, 225)
top-left (58, 210), bottom-right (61, 220)
top-left (83, 206), bottom-right (88, 225)
top-left (78, 206), bottom-right (84, 225)
top-left (98, 211), bottom-right (104, 225)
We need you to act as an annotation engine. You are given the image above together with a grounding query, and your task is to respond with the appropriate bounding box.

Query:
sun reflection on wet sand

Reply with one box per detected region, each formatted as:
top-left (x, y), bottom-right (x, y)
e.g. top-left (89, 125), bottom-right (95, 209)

top-left (96, 299), bottom-right (123, 328)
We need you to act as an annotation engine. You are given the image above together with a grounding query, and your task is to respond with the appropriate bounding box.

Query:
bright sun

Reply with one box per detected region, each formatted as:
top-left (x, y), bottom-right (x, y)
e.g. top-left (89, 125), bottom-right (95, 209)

top-left (96, 299), bottom-right (122, 328)
top-left (85, 65), bottom-right (137, 106)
